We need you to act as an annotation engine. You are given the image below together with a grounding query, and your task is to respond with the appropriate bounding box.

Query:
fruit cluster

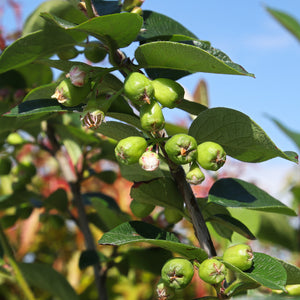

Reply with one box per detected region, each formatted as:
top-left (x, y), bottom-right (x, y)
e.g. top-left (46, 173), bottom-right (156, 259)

top-left (157, 244), bottom-right (254, 299)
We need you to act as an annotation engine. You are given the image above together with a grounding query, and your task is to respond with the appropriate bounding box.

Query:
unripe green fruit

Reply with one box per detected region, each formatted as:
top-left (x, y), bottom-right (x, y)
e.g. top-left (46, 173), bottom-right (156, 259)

top-left (84, 44), bottom-right (107, 63)
top-left (165, 134), bottom-right (198, 165)
top-left (222, 244), bottom-right (254, 271)
top-left (186, 162), bottom-right (205, 185)
top-left (122, 0), bottom-right (144, 11)
top-left (51, 78), bottom-right (90, 107)
top-left (124, 72), bottom-right (154, 105)
top-left (6, 132), bottom-right (26, 145)
top-left (161, 258), bottom-right (194, 290)
top-left (286, 285), bottom-right (300, 296)
top-left (0, 158), bottom-right (12, 175)
top-left (140, 101), bottom-right (165, 132)
top-left (115, 136), bottom-right (147, 165)
top-left (57, 46), bottom-right (78, 60)
top-left (156, 279), bottom-right (175, 300)
top-left (130, 199), bottom-right (155, 218)
top-left (196, 141), bottom-right (226, 171)
top-left (152, 78), bottom-right (184, 108)
top-left (198, 258), bottom-right (226, 285)
top-left (164, 207), bottom-right (182, 224)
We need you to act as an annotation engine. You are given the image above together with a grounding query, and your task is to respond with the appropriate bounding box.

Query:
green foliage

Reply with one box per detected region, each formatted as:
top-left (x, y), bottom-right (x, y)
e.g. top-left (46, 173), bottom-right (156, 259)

top-left (0, 1), bottom-right (299, 299)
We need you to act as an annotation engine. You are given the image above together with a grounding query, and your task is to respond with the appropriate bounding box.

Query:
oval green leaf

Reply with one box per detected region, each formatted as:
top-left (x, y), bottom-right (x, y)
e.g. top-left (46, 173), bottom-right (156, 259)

top-left (135, 41), bottom-right (254, 77)
top-left (98, 221), bottom-right (208, 262)
top-left (188, 107), bottom-right (298, 163)
top-left (208, 178), bottom-right (296, 216)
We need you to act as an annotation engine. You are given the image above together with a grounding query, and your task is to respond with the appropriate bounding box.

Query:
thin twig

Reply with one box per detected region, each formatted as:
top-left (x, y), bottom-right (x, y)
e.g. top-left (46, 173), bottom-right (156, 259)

top-left (161, 147), bottom-right (217, 257)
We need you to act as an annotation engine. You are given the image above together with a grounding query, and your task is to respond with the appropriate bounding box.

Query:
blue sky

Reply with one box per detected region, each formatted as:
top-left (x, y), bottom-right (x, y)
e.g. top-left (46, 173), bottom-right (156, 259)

top-left (2, 0), bottom-right (300, 166)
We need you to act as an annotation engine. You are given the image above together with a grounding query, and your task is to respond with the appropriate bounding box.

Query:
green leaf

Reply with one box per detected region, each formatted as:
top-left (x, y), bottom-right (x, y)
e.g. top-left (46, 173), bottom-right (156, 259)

top-left (98, 221), bottom-right (208, 262)
top-left (23, 83), bottom-right (57, 102)
top-left (22, 0), bottom-right (88, 36)
top-left (267, 7), bottom-right (300, 42)
top-left (79, 250), bottom-right (100, 270)
top-left (42, 12), bottom-right (143, 48)
top-left (119, 160), bottom-right (171, 182)
top-left (44, 189), bottom-right (68, 212)
top-left (270, 117), bottom-right (300, 151)
top-left (96, 121), bottom-right (143, 141)
top-left (208, 178), bottom-right (296, 216)
top-left (92, 0), bottom-right (121, 16)
top-left (54, 124), bottom-right (82, 166)
top-left (7, 99), bottom-right (71, 117)
top-left (130, 177), bottom-right (184, 210)
top-left (18, 262), bottom-right (79, 300)
top-left (176, 99), bottom-right (207, 115)
top-left (125, 247), bottom-right (173, 275)
top-left (85, 192), bottom-right (131, 232)
top-left (223, 252), bottom-right (287, 290)
top-left (107, 112), bottom-right (141, 129)
top-left (93, 170), bottom-right (117, 184)
top-left (207, 214), bottom-right (256, 240)
top-left (188, 107), bottom-right (298, 163)
top-left (0, 191), bottom-right (41, 210)
top-left (0, 29), bottom-right (78, 74)
top-left (164, 122), bottom-right (188, 135)
top-left (257, 213), bottom-right (297, 251)
top-left (135, 41), bottom-right (254, 77)
top-left (137, 10), bottom-right (197, 42)
top-left (276, 259), bottom-right (300, 285)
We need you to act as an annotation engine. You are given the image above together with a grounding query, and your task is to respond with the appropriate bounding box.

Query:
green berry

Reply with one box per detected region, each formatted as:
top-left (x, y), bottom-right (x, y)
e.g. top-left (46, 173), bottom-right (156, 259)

top-left (122, 0), bottom-right (144, 11)
top-left (161, 258), bottom-right (194, 290)
top-left (198, 258), bottom-right (226, 285)
top-left (51, 78), bottom-right (90, 107)
top-left (140, 100), bottom-right (165, 132)
top-left (152, 78), bottom-right (184, 108)
top-left (115, 136), bottom-right (147, 165)
top-left (164, 207), bottom-right (182, 224)
top-left (6, 132), bottom-right (26, 145)
top-left (286, 285), bottom-right (300, 296)
top-left (196, 141), bottom-right (226, 171)
top-left (57, 46), bottom-right (78, 60)
top-left (222, 244), bottom-right (254, 271)
top-left (124, 72), bottom-right (154, 106)
top-left (186, 162), bottom-right (205, 185)
top-left (130, 199), bottom-right (155, 218)
top-left (165, 134), bottom-right (198, 165)
top-left (84, 44), bottom-right (107, 63)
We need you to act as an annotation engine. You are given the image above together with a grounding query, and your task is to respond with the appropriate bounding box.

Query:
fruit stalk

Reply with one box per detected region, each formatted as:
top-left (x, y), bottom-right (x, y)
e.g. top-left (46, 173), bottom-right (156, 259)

top-left (161, 147), bottom-right (216, 257)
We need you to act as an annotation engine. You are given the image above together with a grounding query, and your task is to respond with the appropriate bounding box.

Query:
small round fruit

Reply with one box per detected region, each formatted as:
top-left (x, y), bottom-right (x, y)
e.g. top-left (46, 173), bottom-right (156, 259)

top-left (164, 207), bottom-right (182, 224)
top-left (6, 132), bottom-right (25, 145)
top-left (222, 244), bottom-right (254, 271)
top-left (130, 199), bottom-right (155, 218)
top-left (161, 258), bottom-right (194, 290)
top-left (57, 46), bottom-right (78, 60)
top-left (140, 100), bottom-right (165, 132)
top-left (0, 158), bottom-right (12, 175)
top-left (165, 134), bottom-right (198, 165)
top-left (51, 78), bottom-right (90, 107)
top-left (186, 162), bottom-right (205, 185)
top-left (124, 72), bottom-right (154, 105)
top-left (286, 285), bottom-right (300, 296)
top-left (115, 136), bottom-right (147, 165)
top-left (156, 279), bottom-right (175, 300)
top-left (198, 258), bottom-right (226, 285)
top-left (139, 150), bottom-right (160, 171)
top-left (152, 78), bottom-right (184, 108)
top-left (196, 141), bottom-right (226, 171)
top-left (122, 0), bottom-right (144, 11)
top-left (84, 44), bottom-right (107, 63)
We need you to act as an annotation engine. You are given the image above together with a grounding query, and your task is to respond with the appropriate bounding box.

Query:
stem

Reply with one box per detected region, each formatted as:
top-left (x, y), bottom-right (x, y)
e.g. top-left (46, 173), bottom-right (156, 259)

top-left (161, 147), bottom-right (216, 257)
top-left (84, 0), bottom-right (96, 18)
top-left (0, 223), bottom-right (36, 300)
top-left (46, 124), bottom-right (108, 300)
